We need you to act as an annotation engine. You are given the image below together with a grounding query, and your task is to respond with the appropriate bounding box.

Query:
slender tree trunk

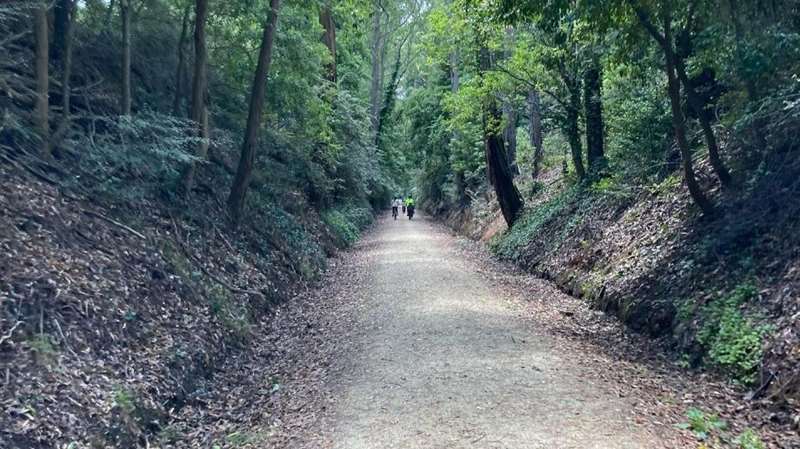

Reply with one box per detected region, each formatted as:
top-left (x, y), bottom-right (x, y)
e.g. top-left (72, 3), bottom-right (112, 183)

top-left (368, 2), bottom-right (383, 139)
top-left (660, 12), bottom-right (711, 212)
top-left (502, 26), bottom-right (518, 176)
top-left (479, 47), bottom-right (523, 227)
top-left (631, 2), bottom-right (712, 213)
top-left (503, 101), bottom-right (518, 176)
top-left (319, 2), bottom-right (336, 83)
top-left (528, 89), bottom-right (544, 179)
top-left (728, 0), bottom-right (758, 100)
top-left (173, 6), bottom-right (191, 117)
top-left (180, 0), bottom-right (209, 195)
top-left (675, 59), bottom-right (732, 187)
top-left (53, 0), bottom-right (71, 63)
top-left (728, 0), bottom-right (767, 152)
top-left (227, 0), bottom-right (282, 225)
top-left (120, 0), bottom-right (132, 115)
top-left (33, 2), bottom-right (49, 158)
top-left (106, 0), bottom-right (116, 29)
top-left (564, 75), bottom-right (586, 180)
top-left (583, 65), bottom-right (605, 174)
top-left (377, 45), bottom-right (402, 143)
top-left (49, 0), bottom-right (75, 155)
top-left (450, 51), bottom-right (468, 207)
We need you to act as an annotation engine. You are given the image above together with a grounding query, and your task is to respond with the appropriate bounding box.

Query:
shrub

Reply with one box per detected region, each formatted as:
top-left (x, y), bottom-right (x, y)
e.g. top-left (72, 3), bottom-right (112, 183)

top-left (70, 112), bottom-right (203, 204)
top-left (322, 203), bottom-right (373, 247)
top-left (490, 186), bottom-right (579, 260)
top-left (677, 407), bottom-right (727, 441)
top-left (697, 284), bottom-right (772, 384)
top-left (735, 429), bottom-right (765, 449)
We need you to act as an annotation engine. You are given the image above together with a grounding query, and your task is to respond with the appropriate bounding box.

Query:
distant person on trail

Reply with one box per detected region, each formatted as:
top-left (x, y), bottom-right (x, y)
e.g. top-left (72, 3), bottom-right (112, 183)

top-left (391, 197), bottom-right (402, 220)
top-left (405, 195), bottom-right (415, 220)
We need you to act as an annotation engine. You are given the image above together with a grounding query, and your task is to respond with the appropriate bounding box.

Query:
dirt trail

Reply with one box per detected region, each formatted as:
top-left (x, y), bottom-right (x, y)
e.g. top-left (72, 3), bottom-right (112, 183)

top-left (317, 215), bottom-right (675, 448)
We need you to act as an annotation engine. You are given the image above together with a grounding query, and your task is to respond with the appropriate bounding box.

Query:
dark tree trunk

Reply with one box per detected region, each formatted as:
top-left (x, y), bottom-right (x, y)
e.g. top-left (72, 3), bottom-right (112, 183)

top-left (319, 2), bottom-right (336, 83)
top-left (120, 0), bottom-right (132, 115)
top-left (172, 6), bottom-right (191, 117)
top-left (675, 59), bottom-right (732, 187)
top-left (451, 51), bottom-right (468, 207)
top-left (227, 0), bottom-right (282, 225)
top-left (728, 0), bottom-right (767, 152)
top-left (503, 100), bottom-right (518, 176)
top-left (34, 2), bottom-right (49, 157)
top-left (180, 0), bottom-right (209, 195)
top-left (368, 2), bottom-right (384, 139)
top-left (49, 0), bottom-right (75, 156)
top-left (564, 75), bottom-right (586, 180)
top-left (53, 0), bottom-right (71, 63)
top-left (479, 47), bottom-right (523, 227)
top-left (631, 3), bottom-right (712, 213)
top-left (376, 47), bottom-right (402, 144)
top-left (528, 89), bottom-right (544, 179)
top-left (583, 65), bottom-right (605, 174)
top-left (106, 0), bottom-right (116, 29)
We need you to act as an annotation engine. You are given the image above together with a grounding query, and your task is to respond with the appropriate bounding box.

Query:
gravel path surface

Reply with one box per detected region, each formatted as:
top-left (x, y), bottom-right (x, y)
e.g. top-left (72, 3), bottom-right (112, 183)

top-left (314, 215), bottom-right (679, 448)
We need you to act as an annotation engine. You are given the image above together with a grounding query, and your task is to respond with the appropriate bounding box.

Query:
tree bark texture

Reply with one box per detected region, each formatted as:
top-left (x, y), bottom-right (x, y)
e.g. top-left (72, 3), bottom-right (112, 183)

top-left (180, 0), bottom-right (210, 195)
top-left (120, 0), bottom-right (132, 115)
top-left (319, 2), bottom-right (336, 83)
top-left (173, 6), bottom-right (191, 117)
top-left (33, 2), bottom-right (49, 157)
top-left (479, 47), bottom-right (523, 227)
top-left (227, 0), bottom-right (282, 225)
top-left (528, 89), bottom-right (544, 179)
top-left (583, 65), bottom-right (605, 174)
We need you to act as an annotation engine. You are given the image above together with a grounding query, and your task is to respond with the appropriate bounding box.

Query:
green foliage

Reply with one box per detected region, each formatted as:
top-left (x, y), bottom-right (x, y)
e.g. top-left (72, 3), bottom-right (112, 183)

top-left (70, 113), bottom-right (202, 204)
top-left (696, 284), bottom-right (771, 384)
top-left (29, 334), bottom-right (57, 366)
top-left (490, 186), bottom-right (580, 260)
top-left (735, 428), bottom-right (766, 449)
top-left (604, 64), bottom-right (672, 183)
top-left (112, 388), bottom-right (138, 416)
top-left (676, 407), bottom-right (727, 441)
top-left (322, 204), bottom-right (374, 247)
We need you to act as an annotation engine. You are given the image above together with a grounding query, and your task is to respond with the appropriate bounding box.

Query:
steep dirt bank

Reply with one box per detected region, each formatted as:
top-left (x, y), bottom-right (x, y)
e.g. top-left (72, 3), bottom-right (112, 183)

top-left (435, 159), bottom-right (800, 437)
top-left (0, 164), bottom-right (366, 448)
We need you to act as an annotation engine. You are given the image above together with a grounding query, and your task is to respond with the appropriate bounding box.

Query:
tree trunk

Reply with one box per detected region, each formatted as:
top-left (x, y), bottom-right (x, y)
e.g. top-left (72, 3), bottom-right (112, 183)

top-left (564, 75), bottom-right (586, 180)
top-left (728, 0), bottom-right (767, 152)
top-left (368, 2), bottom-right (383, 139)
top-left (631, 2), bottom-right (712, 213)
top-left (180, 0), bottom-right (210, 195)
top-left (120, 0), bottom-right (132, 115)
top-left (528, 89), bottom-right (544, 179)
top-left (53, 0), bottom-right (71, 63)
top-left (172, 6), bottom-right (191, 117)
top-left (319, 2), bottom-right (336, 83)
top-left (502, 27), bottom-right (518, 176)
top-left (503, 100), bottom-right (518, 176)
top-left (583, 65), bottom-right (605, 175)
top-left (675, 58), bottom-right (733, 187)
top-left (49, 0), bottom-right (75, 156)
top-left (33, 2), bottom-right (49, 158)
top-left (377, 45), bottom-right (402, 144)
top-left (227, 0), bottom-right (282, 225)
top-left (479, 47), bottom-right (523, 227)
top-left (450, 51), bottom-right (468, 207)
top-left (106, 0), bottom-right (116, 29)
top-left (660, 9), bottom-right (712, 213)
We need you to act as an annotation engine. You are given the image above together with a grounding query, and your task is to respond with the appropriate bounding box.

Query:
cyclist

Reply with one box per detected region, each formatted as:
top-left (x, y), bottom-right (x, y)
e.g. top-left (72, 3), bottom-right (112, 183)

top-left (405, 194), bottom-right (415, 219)
top-left (391, 196), bottom-right (402, 219)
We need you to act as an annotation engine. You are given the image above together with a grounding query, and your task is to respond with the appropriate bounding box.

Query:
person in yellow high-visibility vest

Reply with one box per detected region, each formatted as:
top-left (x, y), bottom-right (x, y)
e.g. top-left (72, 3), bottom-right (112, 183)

top-left (404, 195), bottom-right (415, 219)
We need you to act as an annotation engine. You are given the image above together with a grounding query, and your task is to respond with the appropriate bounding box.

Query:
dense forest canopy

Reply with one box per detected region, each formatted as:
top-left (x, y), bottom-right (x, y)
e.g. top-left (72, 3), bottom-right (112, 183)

top-left (3, 0), bottom-right (798, 223)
